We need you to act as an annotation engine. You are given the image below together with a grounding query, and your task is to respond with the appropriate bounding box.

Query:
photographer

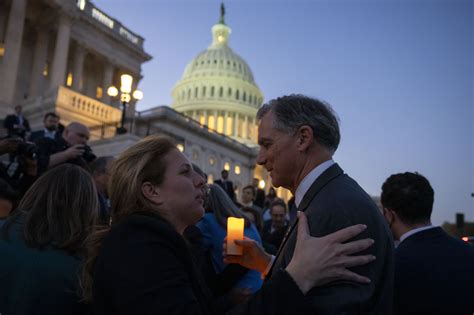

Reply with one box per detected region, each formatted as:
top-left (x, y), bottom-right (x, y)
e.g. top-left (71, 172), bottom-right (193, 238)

top-left (3, 105), bottom-right (31, 139)
top-left (0, 137), bottom-right (38, 196)
top-left (35, 122), bottom-right (96, 175)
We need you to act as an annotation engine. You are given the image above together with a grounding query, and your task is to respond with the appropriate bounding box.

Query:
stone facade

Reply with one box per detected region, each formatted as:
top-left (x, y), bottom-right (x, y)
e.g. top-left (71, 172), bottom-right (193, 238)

top-left (0, 0), bottom-right (151, 133)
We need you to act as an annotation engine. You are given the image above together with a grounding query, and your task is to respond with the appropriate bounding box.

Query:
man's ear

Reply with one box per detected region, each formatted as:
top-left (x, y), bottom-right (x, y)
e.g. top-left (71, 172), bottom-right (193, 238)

top-left (141, 182), bottom-right (162, 204)
top-left (295, 125), bottom-right (314, 151)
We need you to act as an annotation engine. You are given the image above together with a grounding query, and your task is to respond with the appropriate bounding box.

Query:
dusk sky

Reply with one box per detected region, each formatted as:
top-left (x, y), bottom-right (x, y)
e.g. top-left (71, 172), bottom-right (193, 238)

top-left (93, 0), bottom-right (473, 225)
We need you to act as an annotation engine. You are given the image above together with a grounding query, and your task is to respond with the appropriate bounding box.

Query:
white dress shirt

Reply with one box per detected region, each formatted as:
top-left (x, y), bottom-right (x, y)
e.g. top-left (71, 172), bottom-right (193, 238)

top-left (294, 159), bottom-right (335, 208)
top-left (399, 225), bottom-right (437, 244)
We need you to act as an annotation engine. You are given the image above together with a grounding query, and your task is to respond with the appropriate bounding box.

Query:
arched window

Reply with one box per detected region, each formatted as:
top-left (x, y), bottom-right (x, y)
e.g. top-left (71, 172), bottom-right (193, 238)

top-left (202, 86), bottom-right (206, 97)
top-left (194, 87), bottom-right (198, 98)
top-left (235, 90), bottom-right (240, 100)
top-left (228, 88), bottom-right (232, 97)
top-left (219, 87), bottom-right (223, 97)
top-left (211, 86), bottom-right (215, 97)
top-left (243, 92), bottom-right (246, 102)
top-left (187, 89), bottom-right (191, 100)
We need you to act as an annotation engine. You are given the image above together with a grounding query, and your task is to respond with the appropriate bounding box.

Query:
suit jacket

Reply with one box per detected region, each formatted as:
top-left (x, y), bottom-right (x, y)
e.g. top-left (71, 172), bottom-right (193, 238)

top-left (214, 179), bottom-right (235, 201)
top-left (29, 130), bottom-right (61, 143)
top-left (269, 163), bottom-right (394, 314)
top-left (394, 227), bottom-right (474, 314)
top-left (261, 220), bottom-right (288, 250)
top-left (255, 188), bottom-right (266, 208)
top-left (93, 213), bottom-right (308, 315)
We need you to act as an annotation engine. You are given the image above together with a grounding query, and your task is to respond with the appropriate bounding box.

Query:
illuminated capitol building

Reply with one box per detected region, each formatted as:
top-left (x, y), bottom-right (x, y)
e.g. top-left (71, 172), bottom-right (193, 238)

top-left (0, 0), bottom-right (288, 200)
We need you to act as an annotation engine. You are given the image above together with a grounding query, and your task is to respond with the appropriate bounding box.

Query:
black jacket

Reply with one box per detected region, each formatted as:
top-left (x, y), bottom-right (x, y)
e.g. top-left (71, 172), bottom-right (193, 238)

top-left (93, 213), bottom-right (307, 315)
top-left (394, 227), bottom-right (474, 314)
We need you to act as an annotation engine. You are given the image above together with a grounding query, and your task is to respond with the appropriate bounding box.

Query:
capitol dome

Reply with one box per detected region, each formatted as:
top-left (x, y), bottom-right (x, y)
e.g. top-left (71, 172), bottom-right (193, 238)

top-left (171, 8), bottom-right (263, 145)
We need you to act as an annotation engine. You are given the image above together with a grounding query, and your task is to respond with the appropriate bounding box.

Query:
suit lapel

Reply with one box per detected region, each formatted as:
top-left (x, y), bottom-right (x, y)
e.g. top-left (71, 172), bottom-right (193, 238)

top-left (267, 163), bottom-right (344, 278)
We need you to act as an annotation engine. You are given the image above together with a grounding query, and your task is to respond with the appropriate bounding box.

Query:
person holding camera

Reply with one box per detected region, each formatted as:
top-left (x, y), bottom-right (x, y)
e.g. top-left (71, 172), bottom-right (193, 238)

top-left (35, 122), bottom-right (96, 174)
top-left (3, 105), bottom-right (30, 139)
top-left (0, 137), bottom-right (38, 196)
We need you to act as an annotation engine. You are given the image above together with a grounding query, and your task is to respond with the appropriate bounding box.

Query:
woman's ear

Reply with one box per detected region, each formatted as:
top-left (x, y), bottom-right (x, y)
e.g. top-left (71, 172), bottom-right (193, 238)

top-left (141, 182), bottom-right (161, 204)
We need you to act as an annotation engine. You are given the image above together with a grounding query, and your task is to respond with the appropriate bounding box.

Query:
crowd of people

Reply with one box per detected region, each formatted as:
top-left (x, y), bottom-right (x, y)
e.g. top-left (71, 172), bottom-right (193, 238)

top-left (0, 95), bottom-right (473, 314)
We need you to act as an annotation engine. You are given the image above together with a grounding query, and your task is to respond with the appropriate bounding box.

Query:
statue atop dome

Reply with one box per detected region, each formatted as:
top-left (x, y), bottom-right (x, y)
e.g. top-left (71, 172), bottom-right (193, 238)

top-left (219, 3), bottom-right (226, 24)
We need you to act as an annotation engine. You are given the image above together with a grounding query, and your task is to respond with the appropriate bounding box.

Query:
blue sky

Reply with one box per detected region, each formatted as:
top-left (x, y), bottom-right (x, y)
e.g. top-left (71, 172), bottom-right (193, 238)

top-left (93, 0), bottom-right (473, 225)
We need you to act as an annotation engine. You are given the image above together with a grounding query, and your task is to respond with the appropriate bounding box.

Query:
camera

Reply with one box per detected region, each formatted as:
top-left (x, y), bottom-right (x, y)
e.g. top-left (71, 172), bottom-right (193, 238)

top-left (16, 141), bottom-right (38, 159)
top-left (1, 135), bottom-right (37, 159)
top-left (82, 145), bottom-right (96, 163)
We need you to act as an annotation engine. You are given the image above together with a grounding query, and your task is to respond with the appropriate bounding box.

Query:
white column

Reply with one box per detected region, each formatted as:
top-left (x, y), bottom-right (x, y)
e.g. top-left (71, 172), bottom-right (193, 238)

top-left (233, 113), bottom-right (239, 137)
top-left (72, 45), bottom-right (86, 92)
top-left (223, 111), bottom-right (228, 135)
top-left (192, 110), bottom-right (197, 120)
top-left (127, 76), bottom-right (139, 116)
top-left (0, 0), bottom-right (27, 104)
top-left (29, 29), bottom-right (49, 98)
top-left (102, 63), bottom-right (114, 104)
top-left (244, 115), bottom-right (249, 139)
top-left (50, 15), bottom-right (72, 89)
top-left (213, 110), bottom-right (218, 131)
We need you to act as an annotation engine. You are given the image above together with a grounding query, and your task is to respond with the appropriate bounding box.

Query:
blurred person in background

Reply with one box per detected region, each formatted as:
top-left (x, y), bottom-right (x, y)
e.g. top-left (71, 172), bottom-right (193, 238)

top-left (262, 199), bottom-right (289, 251)
top-left (381, 172), bottom-right (474, 314)
top-left (239, 185), bottom-right (263, 216)
top-left (35, 122), bottom-right (96, 175)
top-left (197, 184), bottom-right (263, 310)
top-left (3, 105), bottom-right (30, 139)
top-left (0, 164), bottom-right (98, 315)
top-left (214, 169), bottom-right (235, 202)
top-left (90, 156), bottom-right (115, 225)
top-left (252, 178), bottom-right (265, 208)
top-left (0, 179), bottom-right (18, 227)
top-left (29, 112), bottom-right (61, 142)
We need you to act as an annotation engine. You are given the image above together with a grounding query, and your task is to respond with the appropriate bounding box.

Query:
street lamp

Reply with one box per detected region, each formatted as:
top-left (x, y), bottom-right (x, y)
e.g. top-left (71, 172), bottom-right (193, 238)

top-left (107, 74), bottom-right (143, 134)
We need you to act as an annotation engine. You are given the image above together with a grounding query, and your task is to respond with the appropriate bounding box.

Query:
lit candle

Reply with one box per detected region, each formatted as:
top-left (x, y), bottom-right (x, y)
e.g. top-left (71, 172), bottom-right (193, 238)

top-left (227, 217), bottom-right (244, 255)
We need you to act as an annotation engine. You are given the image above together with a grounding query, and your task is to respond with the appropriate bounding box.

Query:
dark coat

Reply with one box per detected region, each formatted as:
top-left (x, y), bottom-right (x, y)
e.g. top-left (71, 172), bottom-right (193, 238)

top-left (3, 114), bottom-right (30, 138)
top-left (261, 220), bottom-right (287, 250)
top-left (92, 213), bottom-right (307, 315)
top-left (29, 130), bottom-right (62, 143)
top-left (0, 215), bottom-right (86, 315)
top-left (268, 163), bottom-right (395, 314)
top-left (254, 188), bottom-right (266, 208)
top-left (214, 179), bottom-right (235, 202)
top-left (394, 227), bottom-right (474, 314)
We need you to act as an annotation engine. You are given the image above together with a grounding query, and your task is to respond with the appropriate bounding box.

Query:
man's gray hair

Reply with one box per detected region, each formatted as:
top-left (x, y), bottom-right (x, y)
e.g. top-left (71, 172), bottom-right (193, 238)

top-left (257, 94), bottom-right (340, 152)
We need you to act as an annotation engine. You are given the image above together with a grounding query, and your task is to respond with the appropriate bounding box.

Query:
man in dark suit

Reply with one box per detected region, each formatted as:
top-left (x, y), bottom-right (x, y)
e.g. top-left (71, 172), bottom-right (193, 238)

top-left (261, 199), bottom-right (288, 250)
top-left (3, 105), bottom-right (30, 139)
top-left (214, 169), bottom-right (235, 202)
top-left (29, 112), bottom-right (61, 142)
top-left (227, 94), bottom-right (394, 314)
top-left (381, 172), bottom-right (474, 314)
top-left (252, 178), bottom-right (266, 208)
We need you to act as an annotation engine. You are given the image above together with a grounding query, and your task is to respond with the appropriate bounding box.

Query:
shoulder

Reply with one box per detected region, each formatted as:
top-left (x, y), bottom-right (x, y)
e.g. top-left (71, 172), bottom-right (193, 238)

top-left (109, 214), bottom-right (179, 241)
top-left (196, 213), bottom-right (217, 229)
